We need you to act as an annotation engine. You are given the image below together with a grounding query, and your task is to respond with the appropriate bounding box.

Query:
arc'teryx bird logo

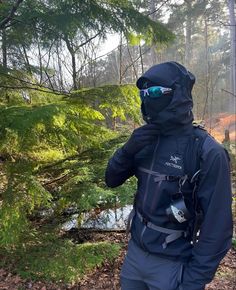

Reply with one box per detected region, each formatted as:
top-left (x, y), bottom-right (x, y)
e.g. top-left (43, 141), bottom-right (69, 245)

top-left (165, 155), bottom-right (182, 170)
top-left (170, 155), bottom-right (181, 164)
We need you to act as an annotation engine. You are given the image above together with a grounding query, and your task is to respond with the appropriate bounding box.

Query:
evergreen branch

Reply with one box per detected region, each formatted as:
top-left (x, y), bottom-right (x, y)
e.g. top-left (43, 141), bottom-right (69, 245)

top-left (34, 153), bottom-right (86, 174)
top-left (0, 0), bottom-right (24, 29)
top-left (35, 135), bottom-right (127, 174)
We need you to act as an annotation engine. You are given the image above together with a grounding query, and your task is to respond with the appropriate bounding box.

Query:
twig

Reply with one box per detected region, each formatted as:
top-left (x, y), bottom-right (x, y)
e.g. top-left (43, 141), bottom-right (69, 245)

top-left (0, 72), bottom-right (69, 95)
top-left (43, 173), bottom-right (70, 186)
top-left (221, 89), bottom-right (236, 98)
top-left (121, 47), bottom-right (150, 78)
top-left (146, 0), bottom-right (170, 16)
top-left (0, 84), bottom-right (68, 96)
top-left (218, 20), bottom-right (236, 27)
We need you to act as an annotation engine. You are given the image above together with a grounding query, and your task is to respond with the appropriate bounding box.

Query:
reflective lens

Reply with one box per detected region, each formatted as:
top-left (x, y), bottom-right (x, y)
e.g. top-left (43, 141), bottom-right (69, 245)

top-left (140, 86), bottom-right (172, 101)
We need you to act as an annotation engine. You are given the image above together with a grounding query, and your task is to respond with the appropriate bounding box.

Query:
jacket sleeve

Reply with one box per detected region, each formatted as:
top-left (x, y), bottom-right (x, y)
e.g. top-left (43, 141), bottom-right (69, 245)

top-left (105, 147), bottom-right (135, 188)
top-left (179, 137), bottom-right (233, 290)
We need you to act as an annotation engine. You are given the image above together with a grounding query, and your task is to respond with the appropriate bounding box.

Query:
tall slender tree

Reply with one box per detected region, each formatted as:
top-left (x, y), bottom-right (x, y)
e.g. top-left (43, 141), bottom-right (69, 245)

top-left (228, 0), bottom-right (236, 98)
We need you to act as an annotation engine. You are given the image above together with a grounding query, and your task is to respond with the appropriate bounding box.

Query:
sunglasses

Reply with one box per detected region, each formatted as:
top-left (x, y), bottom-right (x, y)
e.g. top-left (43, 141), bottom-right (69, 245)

top-left (140, 86), bottom-right (172, 102)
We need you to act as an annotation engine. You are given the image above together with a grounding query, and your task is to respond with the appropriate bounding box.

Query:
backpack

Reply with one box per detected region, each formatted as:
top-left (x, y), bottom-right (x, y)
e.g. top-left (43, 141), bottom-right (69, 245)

top-left (184, 124), bottom-right (209, 243)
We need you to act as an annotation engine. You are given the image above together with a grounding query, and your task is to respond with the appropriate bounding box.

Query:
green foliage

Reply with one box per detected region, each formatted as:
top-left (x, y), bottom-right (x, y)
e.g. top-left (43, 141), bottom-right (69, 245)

top-left (0, 0), bottom-right (174, 82)
top-left (0, 67), bottom-right (64, 106)
top-left (55, 134), bottom-right (136, 216)
top-left (0, 101), bottom-right (109, 161)
top-left (0, 84), bottom-right (139, 248)
top-left (0, 158), bottom-right (51, 247)
top-left (1, 233), bottom-right (121, 283)
top-left (70, 84), bottom-right (141, 123)
top-left (20, 0), bottom-right (173, 44)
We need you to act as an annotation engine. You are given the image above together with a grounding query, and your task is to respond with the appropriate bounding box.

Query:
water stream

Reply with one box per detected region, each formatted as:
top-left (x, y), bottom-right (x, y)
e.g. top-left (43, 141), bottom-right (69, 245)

top-left (62, 204), bottom-right (133, 231)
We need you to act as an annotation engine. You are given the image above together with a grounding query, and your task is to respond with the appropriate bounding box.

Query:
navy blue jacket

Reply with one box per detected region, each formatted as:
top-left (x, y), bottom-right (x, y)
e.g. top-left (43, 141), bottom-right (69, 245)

top-left (105, 62), bottom-right (233, 290)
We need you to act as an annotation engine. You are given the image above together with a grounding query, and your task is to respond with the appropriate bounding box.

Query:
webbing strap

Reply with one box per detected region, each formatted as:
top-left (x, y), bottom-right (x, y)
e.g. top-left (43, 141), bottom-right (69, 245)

top-left (126, 208), bottom-right (135, 236)
top-left (137, 211), bottom-right (187, 249)
top-left (138, 167), bottom-right (182, 182)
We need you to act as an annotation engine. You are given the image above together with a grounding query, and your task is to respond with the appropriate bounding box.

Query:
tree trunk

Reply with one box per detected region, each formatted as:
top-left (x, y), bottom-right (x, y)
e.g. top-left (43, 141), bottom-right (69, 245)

top-left (64, 36), bottom-right (77, 90)
top-left (202, 17), bottom-right (209, 121)
top-left (71, 52), bottom-right (77, 90)
top-left (119, 34), bottom-right (123, 84)
top-left (139, 45), bottom-right (144, 74)
top-left (37, 40), bottom-right (43, 84)
top-left (127, 45), bottom-right (138, 80)
top-left (22, 44), bottom-right (32, 75)
top-left (149, 0), bottom-right (158, 65)
top-left (228, 0), bottom-right (236, 99)
top-left (184, 0), bottom-right (192, 67)
top-left (56, 40), bottom-right (64, 90)
top-left (2, 28), bottom-right (7, 69)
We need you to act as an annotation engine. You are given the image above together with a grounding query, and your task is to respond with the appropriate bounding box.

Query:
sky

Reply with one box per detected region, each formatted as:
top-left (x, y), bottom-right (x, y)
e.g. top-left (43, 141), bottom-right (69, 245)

top-left (97, 34), bottom-right (120, 58)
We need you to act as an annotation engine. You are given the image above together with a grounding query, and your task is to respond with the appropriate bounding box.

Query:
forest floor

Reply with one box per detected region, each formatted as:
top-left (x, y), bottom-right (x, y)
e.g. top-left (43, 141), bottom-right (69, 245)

top-left (0, 230), bottom-right (235, 290)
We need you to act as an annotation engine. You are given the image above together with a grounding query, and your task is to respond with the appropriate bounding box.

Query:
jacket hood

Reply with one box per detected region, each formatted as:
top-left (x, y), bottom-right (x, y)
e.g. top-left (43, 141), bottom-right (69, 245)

top-left (136, 61), bottom-right (195, 135)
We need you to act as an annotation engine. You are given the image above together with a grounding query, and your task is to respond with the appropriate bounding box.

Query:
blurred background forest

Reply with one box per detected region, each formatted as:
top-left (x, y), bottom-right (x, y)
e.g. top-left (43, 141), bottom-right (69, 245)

top-left (0, 0), bottom-right (235, 288)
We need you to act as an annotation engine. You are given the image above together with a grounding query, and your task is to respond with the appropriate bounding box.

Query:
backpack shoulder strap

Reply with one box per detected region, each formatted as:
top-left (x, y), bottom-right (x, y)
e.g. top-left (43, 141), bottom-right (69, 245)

top-left (185, 124), bottom-right (209, 244)
top-left (184, 124), bottom-right (209, 178)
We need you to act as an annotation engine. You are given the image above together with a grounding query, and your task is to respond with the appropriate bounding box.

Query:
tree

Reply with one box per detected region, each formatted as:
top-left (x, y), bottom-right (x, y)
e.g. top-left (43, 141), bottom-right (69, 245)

top-left (228, 0), bottom-right (236, 98)
top-left (0, 0), bottom-right (174, 91)
top-left (0, 0), bottom-right (24, 69)
top-left (0, 84), bottom-right (140, 248)
top-left (162, 0), bottom-right (232, 121)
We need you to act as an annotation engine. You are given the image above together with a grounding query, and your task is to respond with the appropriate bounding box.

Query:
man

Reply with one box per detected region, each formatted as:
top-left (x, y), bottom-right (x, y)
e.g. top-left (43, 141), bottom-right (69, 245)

top-left (105, 62), bottom-right (233, 290)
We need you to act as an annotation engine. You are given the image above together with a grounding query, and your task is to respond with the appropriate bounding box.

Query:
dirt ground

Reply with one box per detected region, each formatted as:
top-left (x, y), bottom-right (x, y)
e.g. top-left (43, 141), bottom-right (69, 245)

top-left (0, 231), bottom-right (235, 290)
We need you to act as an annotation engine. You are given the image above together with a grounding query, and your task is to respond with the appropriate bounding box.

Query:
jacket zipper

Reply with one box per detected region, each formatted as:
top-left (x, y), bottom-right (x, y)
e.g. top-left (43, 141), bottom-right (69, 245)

top-left (142, 137), bottom-right (160, 212)
top-left (140, 137), bottom-right (160, 249)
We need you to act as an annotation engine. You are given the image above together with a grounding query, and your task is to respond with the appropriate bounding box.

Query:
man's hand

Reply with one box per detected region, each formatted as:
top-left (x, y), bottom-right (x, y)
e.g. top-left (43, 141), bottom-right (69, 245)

top-left (122, 124), bottom-right (160, 156)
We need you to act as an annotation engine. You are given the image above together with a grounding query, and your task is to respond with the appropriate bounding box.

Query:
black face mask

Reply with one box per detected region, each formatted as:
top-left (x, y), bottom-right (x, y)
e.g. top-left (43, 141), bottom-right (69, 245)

top-left (140, 81), bottom-right (173, 123)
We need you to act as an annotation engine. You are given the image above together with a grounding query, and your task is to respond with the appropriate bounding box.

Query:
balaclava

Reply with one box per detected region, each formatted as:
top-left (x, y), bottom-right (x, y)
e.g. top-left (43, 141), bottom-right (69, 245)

top-left (136, 61), bottom-right (195, 134)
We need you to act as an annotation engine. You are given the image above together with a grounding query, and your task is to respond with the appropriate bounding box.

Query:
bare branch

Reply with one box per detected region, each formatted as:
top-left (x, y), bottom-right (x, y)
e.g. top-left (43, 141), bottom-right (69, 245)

top-left (75, 31), bottom-right (102, 52)
top-left (217, 20), bottom-right (236, 27)
top-left (221, 88), bottom-right (236, 98)
top-left (146, 0), bottom-right (170, 17)
top-left (121, 47), bottom-right (151, 79)
top-left (0, 72), bottom-right (69, 95)
top-left (0, 84), bottom-right (69, 96)
top-left (0, 0), bottom-right (24, 29)
top-left (43, 173), bottom-right (70, 186)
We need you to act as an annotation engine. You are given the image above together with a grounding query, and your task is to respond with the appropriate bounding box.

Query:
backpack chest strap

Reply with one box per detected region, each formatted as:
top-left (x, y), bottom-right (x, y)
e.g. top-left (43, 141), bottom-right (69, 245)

top-left (138, 166), bottom-right (187, 183)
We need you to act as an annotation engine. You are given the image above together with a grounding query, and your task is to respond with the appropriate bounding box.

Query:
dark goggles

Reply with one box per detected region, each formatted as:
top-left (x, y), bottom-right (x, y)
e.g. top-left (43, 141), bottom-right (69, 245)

top-left (139, 86), bottom-right (172, 102)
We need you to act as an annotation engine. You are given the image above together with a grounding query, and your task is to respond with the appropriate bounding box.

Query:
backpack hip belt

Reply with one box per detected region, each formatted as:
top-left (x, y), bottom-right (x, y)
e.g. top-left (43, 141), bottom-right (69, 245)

top-left (136, 211), bottom-right (187, 249)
